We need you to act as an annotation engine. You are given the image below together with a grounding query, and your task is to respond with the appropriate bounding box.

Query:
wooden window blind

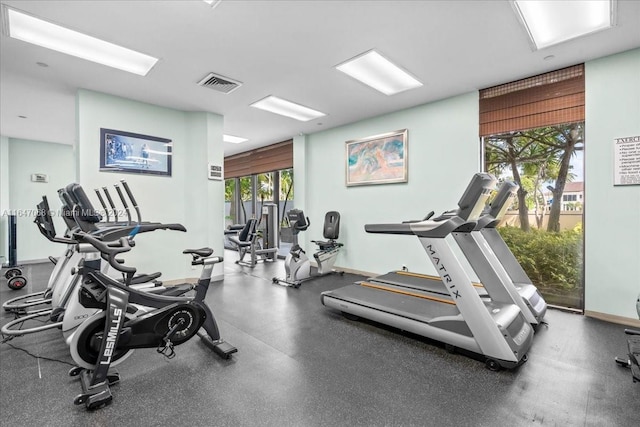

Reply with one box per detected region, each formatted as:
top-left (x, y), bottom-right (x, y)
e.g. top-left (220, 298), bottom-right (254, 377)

top-left (224, 140), bottom-right (293, 179)
top-left (479, 64), bottom-right (584, 137)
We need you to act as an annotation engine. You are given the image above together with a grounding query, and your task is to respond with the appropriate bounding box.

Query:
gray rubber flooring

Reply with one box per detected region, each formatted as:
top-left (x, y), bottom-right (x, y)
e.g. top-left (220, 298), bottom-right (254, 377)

top-left (1, 252), bottom-right (638, 426)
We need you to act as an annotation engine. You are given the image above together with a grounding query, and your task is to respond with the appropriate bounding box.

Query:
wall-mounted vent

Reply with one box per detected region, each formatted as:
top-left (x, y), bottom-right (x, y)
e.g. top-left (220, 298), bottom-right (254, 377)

top-left (197, 72), bottom-right (242, 94)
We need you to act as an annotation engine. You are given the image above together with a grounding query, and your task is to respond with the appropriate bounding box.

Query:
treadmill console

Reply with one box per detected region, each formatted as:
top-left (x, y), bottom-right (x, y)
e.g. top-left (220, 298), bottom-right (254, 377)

top-left (488, 181), bottom-right (518, 221)
top-left (457, 173), bottom-right (497, 221)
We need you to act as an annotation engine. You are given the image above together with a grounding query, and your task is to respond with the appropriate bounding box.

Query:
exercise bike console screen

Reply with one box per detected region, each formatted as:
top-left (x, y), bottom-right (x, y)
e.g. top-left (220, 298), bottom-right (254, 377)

top-left (287, 209), bottom-right (308, 228)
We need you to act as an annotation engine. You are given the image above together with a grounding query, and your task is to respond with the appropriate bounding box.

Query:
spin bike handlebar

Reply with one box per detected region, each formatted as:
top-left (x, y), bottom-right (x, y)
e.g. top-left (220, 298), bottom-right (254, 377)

top-left (74, 232), bottom-right (137, 274)
top-left (74, 222), bottom-right (189, 274)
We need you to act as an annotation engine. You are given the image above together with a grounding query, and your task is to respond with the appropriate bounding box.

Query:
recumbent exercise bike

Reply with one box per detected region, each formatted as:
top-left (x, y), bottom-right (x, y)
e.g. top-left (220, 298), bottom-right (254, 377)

top-left (272, 210), bottom-right (343, 288)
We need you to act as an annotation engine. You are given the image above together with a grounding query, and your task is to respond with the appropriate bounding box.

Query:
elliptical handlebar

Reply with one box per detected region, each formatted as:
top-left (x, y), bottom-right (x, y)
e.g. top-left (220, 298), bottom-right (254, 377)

top-left (94, 189), bottom-right (110, 222)
top-left (35, 219), bottom-right (77, 244)
top-left (121, 180), bottom-right (142, 223)
top-left (114, 185), bottom-right (132, 225)
top-left (102, 187), bottom-right (119, 223)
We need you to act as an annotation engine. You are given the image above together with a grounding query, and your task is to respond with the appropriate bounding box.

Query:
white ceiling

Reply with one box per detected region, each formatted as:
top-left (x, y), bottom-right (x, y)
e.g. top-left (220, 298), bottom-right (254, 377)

top-left (1, 0), bottom-right (639, 156)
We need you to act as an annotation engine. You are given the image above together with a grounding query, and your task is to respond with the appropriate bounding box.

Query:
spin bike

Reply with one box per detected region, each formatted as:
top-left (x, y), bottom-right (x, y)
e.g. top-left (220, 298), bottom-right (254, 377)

top-left (67, 231), bottom-right (236, 410)
top-left (272, 210), bottom-right (343, 288)
top-left (615, 292), bottom-right (640, 383)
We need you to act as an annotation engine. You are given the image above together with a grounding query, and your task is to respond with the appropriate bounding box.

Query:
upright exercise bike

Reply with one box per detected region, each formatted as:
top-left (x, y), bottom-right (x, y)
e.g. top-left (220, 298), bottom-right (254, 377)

top-left (67, 231), bottom-right (237, 409)
top-left (273, 210), bottom-right (343, 288)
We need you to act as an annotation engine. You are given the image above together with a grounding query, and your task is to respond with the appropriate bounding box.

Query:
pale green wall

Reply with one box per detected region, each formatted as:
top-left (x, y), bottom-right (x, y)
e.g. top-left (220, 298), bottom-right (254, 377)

top-left (299, 48), bottom-right (640, 322)
top-left (5, 139), bottom-right (74, 261)
top-left (584, 48), bottom-right (640, 319)
top-left (300, 92), bottom-right (480, 275)
top-left (5, 48), bottom-right (637, 321)
top-left (76, 90), bottom-right (225, 281)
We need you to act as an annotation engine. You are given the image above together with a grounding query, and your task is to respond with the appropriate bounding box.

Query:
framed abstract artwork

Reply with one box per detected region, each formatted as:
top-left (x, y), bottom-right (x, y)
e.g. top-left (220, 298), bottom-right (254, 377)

top-left (345, 129), bottom-right (408, 186)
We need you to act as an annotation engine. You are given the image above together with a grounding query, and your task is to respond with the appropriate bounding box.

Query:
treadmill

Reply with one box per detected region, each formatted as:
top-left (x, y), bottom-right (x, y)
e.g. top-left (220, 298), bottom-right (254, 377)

top-left (364, 181), bottom-right (547, 326)
top-left (321, 173), bottom-right (534, 370)
top-left (476, 182), bottom-right (547, 324)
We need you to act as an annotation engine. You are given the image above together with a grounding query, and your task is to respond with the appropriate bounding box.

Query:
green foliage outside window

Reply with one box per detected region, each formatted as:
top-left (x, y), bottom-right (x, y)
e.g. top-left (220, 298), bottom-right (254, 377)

top-left (497, 224), bottom-right (583, 307)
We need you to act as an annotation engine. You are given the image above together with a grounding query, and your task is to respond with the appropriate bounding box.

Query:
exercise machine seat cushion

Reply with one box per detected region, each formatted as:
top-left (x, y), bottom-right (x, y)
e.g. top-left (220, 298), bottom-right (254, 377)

top-left (323, 211), bottom-right (340, 240)
top-left (229, 219), bottom-right (257, 248)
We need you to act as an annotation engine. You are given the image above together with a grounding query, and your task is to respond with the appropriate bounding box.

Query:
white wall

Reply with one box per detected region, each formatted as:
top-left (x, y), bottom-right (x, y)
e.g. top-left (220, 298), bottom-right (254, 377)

top-left (300, 92), bottom-right (480, 276)
top-left (76, 90), bottom-right (225, 281)
top-left (584, 48), bottom-right (640, 320)
top-left (3, 138), bottom-right (74, 262)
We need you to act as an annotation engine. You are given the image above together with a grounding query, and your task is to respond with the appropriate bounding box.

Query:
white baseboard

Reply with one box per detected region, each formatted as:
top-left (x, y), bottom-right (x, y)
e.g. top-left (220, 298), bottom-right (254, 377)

top-left (584, 310), bottom-right (640, 327)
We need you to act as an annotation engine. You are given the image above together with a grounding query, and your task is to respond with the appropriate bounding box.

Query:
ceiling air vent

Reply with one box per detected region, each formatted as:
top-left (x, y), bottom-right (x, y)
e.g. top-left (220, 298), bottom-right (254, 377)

top-left (197, 72), bottom-right (242, 94)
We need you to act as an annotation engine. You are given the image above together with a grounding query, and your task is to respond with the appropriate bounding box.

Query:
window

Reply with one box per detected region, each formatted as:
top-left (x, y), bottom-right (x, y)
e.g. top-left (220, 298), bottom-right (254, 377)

top-left (223, 168), bottom-right (295, 258)
top-left (224, 178), bottom-right (237, 226)
top-left (481, 65), bottom-right (585, 311)
top-left (257, 172), bottom-right (275, 203)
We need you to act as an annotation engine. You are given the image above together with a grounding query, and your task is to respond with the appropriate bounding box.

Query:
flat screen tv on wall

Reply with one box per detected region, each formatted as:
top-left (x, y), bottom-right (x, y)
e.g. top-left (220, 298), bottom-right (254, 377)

top-left (99, 128), bottom-right (172, 176)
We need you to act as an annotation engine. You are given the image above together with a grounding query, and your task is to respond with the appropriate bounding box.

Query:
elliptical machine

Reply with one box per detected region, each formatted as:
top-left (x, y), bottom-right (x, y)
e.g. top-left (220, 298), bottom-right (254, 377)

top-left (272, 210), bottom-right (343, 288)
top-left (2, 182), bottom-right (185, 339)
top-left (615, 292), bottom-right (640, 383)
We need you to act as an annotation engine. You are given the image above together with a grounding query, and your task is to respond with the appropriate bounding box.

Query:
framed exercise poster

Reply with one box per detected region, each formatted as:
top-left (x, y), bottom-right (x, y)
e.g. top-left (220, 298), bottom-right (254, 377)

top-left (614, 135), bottom-right (640, 186)
top-left (345, 129), bottom-right (408, 187)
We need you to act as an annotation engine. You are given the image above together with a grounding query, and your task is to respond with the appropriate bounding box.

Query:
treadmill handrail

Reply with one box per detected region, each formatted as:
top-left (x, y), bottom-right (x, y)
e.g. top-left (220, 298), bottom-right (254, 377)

top-left (366, 216), bottom-right (472, 239)
top-left (365, 223), bottom-right (414, 235)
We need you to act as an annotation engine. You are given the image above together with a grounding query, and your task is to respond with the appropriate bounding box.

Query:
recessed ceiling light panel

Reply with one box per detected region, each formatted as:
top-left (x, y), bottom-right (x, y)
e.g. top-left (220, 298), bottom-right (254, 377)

top-left (223, 134), bottom-right (248, 144)
top-left (512, 0), bottom-right (615, 50)
top-left (4, 6), bottom-right (159, 76)
top-left (250, 96), bottom-right (326, 122)
top-left (335, 50), bottom-right (423, 96)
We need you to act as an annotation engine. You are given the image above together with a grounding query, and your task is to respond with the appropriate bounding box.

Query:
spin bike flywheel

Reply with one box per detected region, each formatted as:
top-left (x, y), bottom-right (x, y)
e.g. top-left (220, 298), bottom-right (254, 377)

top-left (153, 303), bottom-right (206, 346)
top-left (70, 303), bottom-right (206, 370)
top-left (69, 311), bottom-right (135, 370)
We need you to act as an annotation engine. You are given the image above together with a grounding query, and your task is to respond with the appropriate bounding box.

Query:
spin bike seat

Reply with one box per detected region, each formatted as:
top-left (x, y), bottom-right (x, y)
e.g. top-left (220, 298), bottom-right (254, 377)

top-left (183, 248), bottom-right (214, 257)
